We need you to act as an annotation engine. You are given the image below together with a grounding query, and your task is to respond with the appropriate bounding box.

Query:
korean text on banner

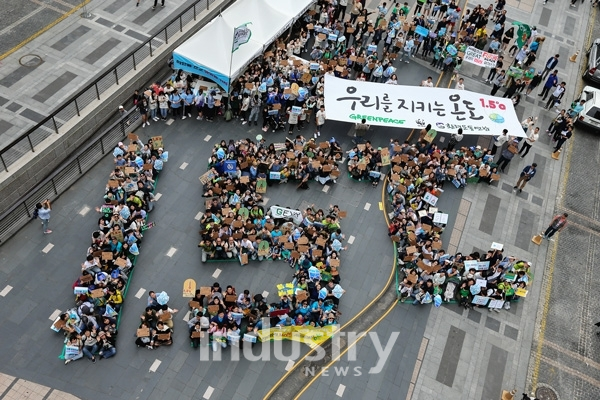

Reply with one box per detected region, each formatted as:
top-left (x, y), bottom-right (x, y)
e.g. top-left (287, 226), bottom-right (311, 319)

top-left (323, 75), bottom-right (526, 137)
top-left (463, 46), bottom-right (498, 69)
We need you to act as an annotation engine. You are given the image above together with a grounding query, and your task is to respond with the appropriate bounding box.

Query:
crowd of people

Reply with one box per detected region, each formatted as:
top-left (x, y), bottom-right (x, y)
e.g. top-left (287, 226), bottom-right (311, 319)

top-left (384, 137), bottom-right (531, 309)
top-left (196, 137), bottom-right (348, 348)
top-left (52, 134), bottom-right (168, 364)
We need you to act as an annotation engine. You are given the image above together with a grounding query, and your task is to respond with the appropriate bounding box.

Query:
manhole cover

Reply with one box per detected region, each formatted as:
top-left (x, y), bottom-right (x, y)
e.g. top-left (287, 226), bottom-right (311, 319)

top-left (536, 386), bottom-right (558, 400)
top-left (19, 54), bottom-right (43, 67)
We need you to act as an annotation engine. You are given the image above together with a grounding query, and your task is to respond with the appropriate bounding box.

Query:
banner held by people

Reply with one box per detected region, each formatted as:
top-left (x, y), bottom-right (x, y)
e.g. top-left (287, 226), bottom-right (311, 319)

top-left (323, 75), bottom-right (526, 137)
top-left (463, 46), bottom-right (498, 69)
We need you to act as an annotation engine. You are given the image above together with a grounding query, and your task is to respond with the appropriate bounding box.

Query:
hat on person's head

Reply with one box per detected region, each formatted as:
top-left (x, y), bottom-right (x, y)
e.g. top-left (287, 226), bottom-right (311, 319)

top-left (118, 142), bottom-right (124, 147)
top-left (158, 147), bottom-right (163, 151)
top-left (118, 105), bottom-right (124, 110)
top-left (256, 134), bottom-right (263, 141)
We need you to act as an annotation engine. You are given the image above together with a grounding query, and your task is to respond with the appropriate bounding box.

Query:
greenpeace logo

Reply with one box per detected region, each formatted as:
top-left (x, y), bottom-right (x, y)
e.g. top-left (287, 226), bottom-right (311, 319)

top-left (349, 114), bottom-right (405, 125)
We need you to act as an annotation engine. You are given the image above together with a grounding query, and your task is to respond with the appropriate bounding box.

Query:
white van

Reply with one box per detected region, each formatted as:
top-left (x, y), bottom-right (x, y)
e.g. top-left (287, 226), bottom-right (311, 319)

top-left (575, 86), bottom-right (600, 132)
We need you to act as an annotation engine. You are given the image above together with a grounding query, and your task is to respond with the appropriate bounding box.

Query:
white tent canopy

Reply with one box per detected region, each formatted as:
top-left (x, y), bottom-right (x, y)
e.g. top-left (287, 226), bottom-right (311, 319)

top-left (173, 0), bottom-right (314, 92)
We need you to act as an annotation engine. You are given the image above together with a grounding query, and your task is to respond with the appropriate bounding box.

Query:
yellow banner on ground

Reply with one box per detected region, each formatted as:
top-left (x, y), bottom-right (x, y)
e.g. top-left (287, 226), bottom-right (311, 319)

top-left (257, 325), bottom-right (339, 346)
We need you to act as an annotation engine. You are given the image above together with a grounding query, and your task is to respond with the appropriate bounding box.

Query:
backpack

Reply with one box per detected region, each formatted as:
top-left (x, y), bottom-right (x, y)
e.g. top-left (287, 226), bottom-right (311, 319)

top-left (32, 208), bottom-right (39, 219)
top-left (224, 109), bottom-right (233, 122)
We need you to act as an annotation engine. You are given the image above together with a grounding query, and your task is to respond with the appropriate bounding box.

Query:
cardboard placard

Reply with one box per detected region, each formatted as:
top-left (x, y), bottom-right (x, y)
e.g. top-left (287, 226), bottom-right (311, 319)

top-left (291, 251), bottom-right (300, 260)
top-left (90, 289), bottom-right (104, 298)
top-left (316, 237), bottom-right (327, 247)
top-left (108, 180), bottom-right (119, 188)
top-left (245, 83), bottom-right (254, 89)
top-left (158, 312), bottom-right (172, 321)
top-left (200, 287), bottom-right (211, 296)
top-left (80, 274), bottom-right (93, 284)
top-left (296, 290), bottom-right (308, 302)
top-left (298, 245), bottom-right (309, 253)
top-left (240, 253), bottom-right (249, 265)
top-left (313, 249), bottom-right (323, 257)
top-left (284, 242), bottom-right (295, 250)
top-left (188, 300), bottom-right (201, 309)
top-left (338, 210), bottom-right (347, 218)
top-left (191, 331), bottom-right (204, 338)
top-left (143, 163), bottom-right (153, 170)
top-left (157, 333), bottom-right (171, 341)
top-left (137, 328), bottom-right (150, 337)
top-left (329, 258), bottom-right (340, 267)
top-left (207, 305), bottom-right (220, 314)
top-left (102, 252), bottom-right (113, 261)
top-left (152, 136), bottom-right (163, 149)
top-left (406, 246), bottom-right (417, 254)
top-left (225, 295), bottom-right (237, 303)
top-left (297, 236), bottom-right (309, 245)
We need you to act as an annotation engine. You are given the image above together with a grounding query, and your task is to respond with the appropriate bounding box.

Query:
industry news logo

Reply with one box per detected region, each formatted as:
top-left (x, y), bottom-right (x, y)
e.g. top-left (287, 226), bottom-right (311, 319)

top-left (196, 330), bottom-right (399, 376)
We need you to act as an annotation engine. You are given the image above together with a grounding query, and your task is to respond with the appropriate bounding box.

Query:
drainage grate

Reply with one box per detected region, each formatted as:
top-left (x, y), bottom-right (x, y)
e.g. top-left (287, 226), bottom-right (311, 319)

top-left (536, 386), bottom-right (559, 400)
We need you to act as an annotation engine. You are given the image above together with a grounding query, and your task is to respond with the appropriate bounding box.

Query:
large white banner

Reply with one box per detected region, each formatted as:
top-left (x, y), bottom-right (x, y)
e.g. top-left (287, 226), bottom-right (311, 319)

top-left (269, 206), bottom-right (303, 225)
top-left (323, 75), bottom-right (525, 137)
top-left (463, 46), bottom-right (498, 69)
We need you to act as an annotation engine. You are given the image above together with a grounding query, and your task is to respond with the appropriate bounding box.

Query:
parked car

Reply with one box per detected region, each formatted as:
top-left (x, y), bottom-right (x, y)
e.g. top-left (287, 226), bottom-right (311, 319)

top-left (583, 38), bottom-right (600, 85)
top-left (574, 86), bottom-right (600, 132)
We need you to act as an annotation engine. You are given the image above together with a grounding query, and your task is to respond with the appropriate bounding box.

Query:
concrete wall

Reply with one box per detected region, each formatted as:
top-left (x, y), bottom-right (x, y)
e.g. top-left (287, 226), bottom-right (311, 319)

top-left (0, 0), bottom-right (232, 214)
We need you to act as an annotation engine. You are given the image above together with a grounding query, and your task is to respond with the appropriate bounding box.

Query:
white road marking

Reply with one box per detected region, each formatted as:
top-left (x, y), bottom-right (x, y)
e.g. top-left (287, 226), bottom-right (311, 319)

top-left (336, 384), bottom-right (346, 397)
top-left (204, 134), bottom-right (212, 142)
top-left (154, 193), bottom-right (162, 201)
top-left (135, 288), bottom-right (146, 299)
top-left (322, 185), bottom-right (330, 193)
top-left (195, 211), bottom-right (204, 220)
top-left (203, 386), bottom-right (214, 399)
top-left (49, 309), bottom-right (62, 321)
top-left (262, 291), bottom-right (269, 298)
top-left (183, 311), bottom-right (191, 322)
top-left (0, 285), bottom-right (13, 297)
top-left (166, 247), bottom-right (177, 257)
top-left (149, 359), bottom-right (161, 372)
top-left (78, 206), bottom-right (90, 216)
top-left (262, 196), bottom-right (269, 206)
top-left (364, 202), bottom-right (371, 211)
top-left (166, 119), bottom-right (174, 125)
top-left (212, 269), bottom-right (222, 278)
top-left (42, 243), bottom-right (54, 253)
top-left (180, 162), bottom-right (188, 170)
top-left (285, 360), bottom-right (295, 371)
top-left (348, 235), bottom-right (355, 245)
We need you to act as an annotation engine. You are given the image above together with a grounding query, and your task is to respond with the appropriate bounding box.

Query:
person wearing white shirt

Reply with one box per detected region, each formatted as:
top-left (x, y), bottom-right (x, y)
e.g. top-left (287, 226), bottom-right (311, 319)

top-left (455, 77), bottom-right (465, 90)
top-left (385, 74), bottom-right (398, 84)
top-left (421, 76), bottom-right (433, 87)
top-left (519, 127), bottom-right (539, 158)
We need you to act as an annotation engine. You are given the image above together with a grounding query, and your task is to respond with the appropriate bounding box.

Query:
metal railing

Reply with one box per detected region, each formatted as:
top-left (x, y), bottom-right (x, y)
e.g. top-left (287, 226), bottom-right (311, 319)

top-left (0, 108), bottom-right (141, 244)
top-left (0, 0), bottom-right (219, 172)
top-left (0, 0), bottom-right (230, 244)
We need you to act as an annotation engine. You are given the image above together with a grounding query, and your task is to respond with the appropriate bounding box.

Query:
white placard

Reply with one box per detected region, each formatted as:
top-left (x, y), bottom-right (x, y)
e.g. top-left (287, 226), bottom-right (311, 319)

top-left (269, 205), bottom-right (303, 225)
top-left (418, 210), bottom-right (428, 218)
top-left (423, 192), bottom-right (439, 207)
top-left (476, 261), bottom-right (490, 271)
top-left (464, 260), bottom-right (478, 270)
top-left (476, 279), bottom-right (488, 288)
top-left (429, 207), bottom-right (438, 214)
top-left (324, 75), bottom-right (526, 136)
top-left (472, 295), bottom-right (490, 305)
top-left (433, 212), bottom-right (448, 224)
top-left (463, 46), bottom-right (498, 69)
top-left (491, 242), bottom-right (503, 250)
top-left (488, 299), bottom-right (505, 309)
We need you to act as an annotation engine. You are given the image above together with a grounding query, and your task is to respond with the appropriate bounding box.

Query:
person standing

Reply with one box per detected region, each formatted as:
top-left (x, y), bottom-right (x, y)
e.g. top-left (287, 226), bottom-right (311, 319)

top-left (349, 0), bottom-right (363, 24)
top-left (491, 129), bottom-right (509, 155)
top-left (539, 70), bottom-right (558, 100)
top-left (553, 125), bottom-right (572, 153)
top-left (519, 126), bottom-right (539, 158)
top-left (36, 199), bottom-right (52, 234)
top-left (353, 118), bottom-right (370, 144)
top-left (447, 128), bottom-right (464, 151)
top-left (315, 106), bottom-right (326, 138)
top-left (485, 56), bottom-right (503, 83)
top-left (544, 82), bottom-right (566, 110)
top-left (496, 147), bottom-right (515, 172)
top-left (490, 70), bottom-right (506, 96)
top-left (513, 163), bottom-right (537, 193)
top-left (525, 71), bottom-right (543, 96)
top-left (152, 0), bottom-right (165, 10)
top-left (541, 213), bottom-right (568, 239)
top-left (421, 76), bottom-right (434, 87)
